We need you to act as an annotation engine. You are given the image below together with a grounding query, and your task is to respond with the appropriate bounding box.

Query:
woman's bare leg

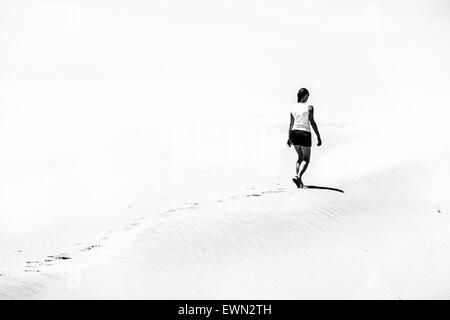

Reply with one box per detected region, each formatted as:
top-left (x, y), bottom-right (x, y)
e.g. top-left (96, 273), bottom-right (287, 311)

top-left (293, 145), bottom-right (303, 177)
top-left (298, 146), bottom-right (311, 187)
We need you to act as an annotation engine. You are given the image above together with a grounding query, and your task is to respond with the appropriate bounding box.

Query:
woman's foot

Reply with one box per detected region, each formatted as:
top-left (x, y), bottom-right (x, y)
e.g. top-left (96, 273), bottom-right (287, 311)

top-left (298, 177), bottom-right (304, 188)
top-left (292, 176), bottom-right (301, 188)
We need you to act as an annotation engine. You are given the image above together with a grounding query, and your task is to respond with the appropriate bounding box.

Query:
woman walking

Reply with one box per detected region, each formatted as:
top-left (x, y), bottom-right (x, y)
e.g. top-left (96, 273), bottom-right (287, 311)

top-left (287, 88), bottom-right (322, 188)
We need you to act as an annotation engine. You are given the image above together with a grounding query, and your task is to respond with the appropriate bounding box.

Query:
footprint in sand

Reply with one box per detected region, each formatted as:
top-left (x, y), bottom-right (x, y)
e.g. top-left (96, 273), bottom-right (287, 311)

top-left (184, 201), bottom-right (199, 206)
top-left (53, 254), bottom-right (72, 260)
top-left (246, 194), bottom-right (262, 197)
top-left (79, 245), bottom-right (100, 252)
top-left (24, 261), bottom-right (42, 272)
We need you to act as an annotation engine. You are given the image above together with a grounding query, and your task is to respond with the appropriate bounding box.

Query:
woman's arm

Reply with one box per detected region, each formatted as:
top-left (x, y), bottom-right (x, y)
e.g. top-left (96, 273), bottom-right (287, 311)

top-left (308, 106), bottom-right (322, 146)
top-left (287, 113), bottom-right (294, 147)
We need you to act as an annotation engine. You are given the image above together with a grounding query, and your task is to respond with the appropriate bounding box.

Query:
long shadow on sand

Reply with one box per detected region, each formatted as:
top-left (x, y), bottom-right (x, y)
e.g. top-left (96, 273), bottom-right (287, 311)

top-left (304, 185), bottom-right (344, 193)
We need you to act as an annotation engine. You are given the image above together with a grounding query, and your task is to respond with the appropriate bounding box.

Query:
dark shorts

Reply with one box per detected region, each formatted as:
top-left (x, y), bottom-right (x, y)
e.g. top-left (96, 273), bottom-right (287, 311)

top-left (290, 130), bottom-right (312, 147)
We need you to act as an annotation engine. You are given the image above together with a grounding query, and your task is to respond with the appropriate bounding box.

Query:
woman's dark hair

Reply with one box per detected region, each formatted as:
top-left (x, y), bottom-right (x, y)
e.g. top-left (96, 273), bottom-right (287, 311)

top-left (297, 88), bottom-right (309, 101)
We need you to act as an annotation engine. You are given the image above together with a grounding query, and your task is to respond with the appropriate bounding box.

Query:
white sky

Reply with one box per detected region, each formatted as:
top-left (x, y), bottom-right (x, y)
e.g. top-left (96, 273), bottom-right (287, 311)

top-left (0, 0), bottom-right (449, 157)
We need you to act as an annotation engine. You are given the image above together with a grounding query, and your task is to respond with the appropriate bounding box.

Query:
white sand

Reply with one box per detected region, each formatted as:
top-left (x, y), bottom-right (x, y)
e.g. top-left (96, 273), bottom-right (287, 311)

top-left (1, 121), bottom-right (449, 299)
top-left (1, 0), bottom-right (450, 300)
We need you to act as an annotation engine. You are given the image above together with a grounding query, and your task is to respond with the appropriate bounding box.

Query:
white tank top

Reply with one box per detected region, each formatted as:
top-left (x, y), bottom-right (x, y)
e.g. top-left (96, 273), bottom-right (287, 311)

top-left (291, 102), bottom-right (311, 132)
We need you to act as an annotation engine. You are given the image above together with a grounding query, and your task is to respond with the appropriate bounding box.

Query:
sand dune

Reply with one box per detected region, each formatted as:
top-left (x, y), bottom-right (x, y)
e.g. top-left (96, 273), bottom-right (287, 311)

top-left (1, 0), bottom-right (450, 300)
top-left (1, 123), bottom-right (449, 299)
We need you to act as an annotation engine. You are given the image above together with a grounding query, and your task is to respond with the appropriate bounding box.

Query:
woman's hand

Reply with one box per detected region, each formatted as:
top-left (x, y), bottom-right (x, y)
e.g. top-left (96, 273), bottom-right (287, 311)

top-left (317, 138), bottom-right (322, 146)
top-left (287, 139), bottom-right (292, 147)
